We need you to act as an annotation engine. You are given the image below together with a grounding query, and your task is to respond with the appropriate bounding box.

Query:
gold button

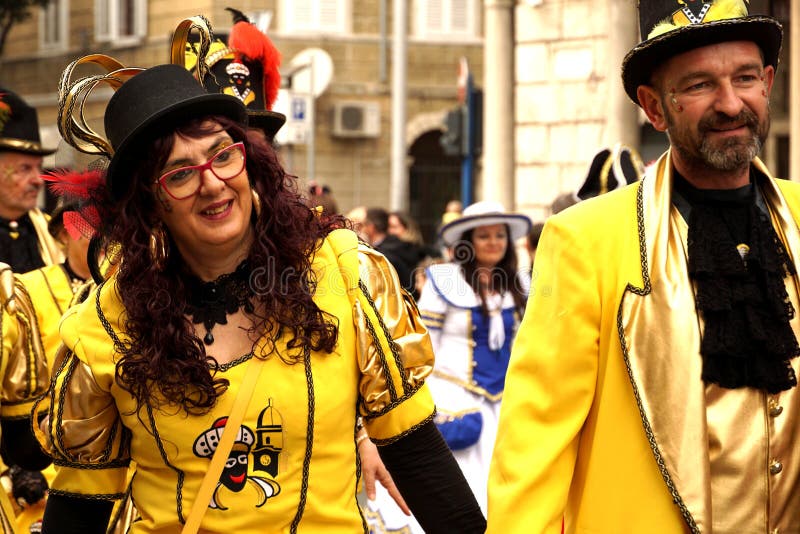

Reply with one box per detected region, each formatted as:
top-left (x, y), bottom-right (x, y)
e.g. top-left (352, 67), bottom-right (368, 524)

top-left (769, 460), bottom-right (783, 475)
top-left (771, 528), bottom-right (779, 534)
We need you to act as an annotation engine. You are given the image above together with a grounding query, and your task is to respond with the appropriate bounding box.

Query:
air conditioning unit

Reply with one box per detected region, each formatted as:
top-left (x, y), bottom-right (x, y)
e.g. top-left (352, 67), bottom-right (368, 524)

top-left (331, 101), bottom-right (381, 138)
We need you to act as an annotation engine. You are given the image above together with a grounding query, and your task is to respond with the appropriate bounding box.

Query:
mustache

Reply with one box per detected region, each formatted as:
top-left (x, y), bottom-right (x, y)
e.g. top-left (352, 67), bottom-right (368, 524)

top-left (698, 108), bottom-right (759, 133)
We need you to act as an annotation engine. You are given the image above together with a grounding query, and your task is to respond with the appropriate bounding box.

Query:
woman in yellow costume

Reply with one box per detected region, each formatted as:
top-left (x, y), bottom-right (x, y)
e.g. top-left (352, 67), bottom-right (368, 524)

top-left (34, 27), bottom-right (485, 534)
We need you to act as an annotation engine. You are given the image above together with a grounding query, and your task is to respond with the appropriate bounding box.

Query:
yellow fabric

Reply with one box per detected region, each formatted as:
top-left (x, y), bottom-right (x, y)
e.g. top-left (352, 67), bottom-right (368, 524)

top-left (488, 152), bottom-right (800, 533)
top-left (39, 229), bottom-right (435, 532)
top-left (0, 274), bottom-right (52, 420)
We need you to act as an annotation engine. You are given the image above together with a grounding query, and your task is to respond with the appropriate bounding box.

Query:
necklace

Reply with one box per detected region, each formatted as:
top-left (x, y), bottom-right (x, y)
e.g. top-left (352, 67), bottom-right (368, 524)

top-left (185, 261), bottom-right (255, 345)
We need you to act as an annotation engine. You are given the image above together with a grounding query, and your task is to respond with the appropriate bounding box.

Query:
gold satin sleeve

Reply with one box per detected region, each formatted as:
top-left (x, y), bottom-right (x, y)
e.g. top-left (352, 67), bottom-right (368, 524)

top-left (0, 280), bottom-right (50, 419)
top-left (354, 244), bottom-right (435, 443)
top-left (35, 344), bottom-right (128, 466)
top-left (32, 317), bottom-right (130, 498)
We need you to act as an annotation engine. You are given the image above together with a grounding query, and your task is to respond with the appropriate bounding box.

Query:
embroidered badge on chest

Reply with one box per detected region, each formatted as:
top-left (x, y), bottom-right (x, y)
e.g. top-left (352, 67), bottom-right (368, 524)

top-left (193, 398), bottom-right (284, 510)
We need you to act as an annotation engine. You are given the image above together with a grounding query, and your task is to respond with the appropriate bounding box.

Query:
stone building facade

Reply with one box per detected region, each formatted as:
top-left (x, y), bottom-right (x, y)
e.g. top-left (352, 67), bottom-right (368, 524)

top-left (0, 0), bottom-right (484, 242)
top-left (513, 0), bottom-right (795, 222)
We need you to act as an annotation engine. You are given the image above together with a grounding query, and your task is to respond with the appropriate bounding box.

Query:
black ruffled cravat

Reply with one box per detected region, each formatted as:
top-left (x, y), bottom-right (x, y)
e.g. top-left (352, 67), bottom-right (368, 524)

top-left (675, 173), bottom-right (800, 393)
top-left (184, 261), bottom-right (255, 345)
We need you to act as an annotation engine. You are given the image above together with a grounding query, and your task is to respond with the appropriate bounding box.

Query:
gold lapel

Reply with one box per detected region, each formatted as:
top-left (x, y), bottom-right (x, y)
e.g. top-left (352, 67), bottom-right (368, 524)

top-left (617, 151), bottom-right (708, 533)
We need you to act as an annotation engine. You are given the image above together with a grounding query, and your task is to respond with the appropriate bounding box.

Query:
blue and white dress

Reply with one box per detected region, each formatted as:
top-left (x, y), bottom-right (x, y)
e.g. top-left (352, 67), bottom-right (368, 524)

top-left (418, 262), bottom-right (526, 514)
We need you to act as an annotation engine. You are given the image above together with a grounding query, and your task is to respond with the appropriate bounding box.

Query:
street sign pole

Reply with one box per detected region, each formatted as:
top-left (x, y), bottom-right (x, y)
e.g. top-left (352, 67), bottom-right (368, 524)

top-left (461, 73), bottom-right (474, 207)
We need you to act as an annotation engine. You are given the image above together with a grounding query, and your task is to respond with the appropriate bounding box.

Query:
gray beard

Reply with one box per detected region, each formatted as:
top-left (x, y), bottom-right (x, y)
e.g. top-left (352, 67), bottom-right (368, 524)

top-left (699, 135), bottom-right (762, 172)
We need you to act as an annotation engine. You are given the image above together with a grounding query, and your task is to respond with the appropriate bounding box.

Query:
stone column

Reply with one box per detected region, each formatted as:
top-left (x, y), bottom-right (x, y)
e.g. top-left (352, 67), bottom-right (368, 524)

top-left (604, 0), bottom-right (640, 150)
top-left (483, 0), bottom-right (515, 208)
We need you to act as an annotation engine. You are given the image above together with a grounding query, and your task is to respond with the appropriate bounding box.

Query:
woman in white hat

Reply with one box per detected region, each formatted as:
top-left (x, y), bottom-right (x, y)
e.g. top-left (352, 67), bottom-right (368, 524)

top-left (418, 200), bottom-right (531, 513)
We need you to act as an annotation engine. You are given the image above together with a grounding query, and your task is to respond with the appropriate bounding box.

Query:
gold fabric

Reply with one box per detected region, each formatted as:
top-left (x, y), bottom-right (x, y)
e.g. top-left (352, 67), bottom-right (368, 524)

top-left (620, 153), bottom-right (800, 532)
top-left (335, 234), bottom-right (435, 441)
top-left (28, 209), bottom-right (64, 267)
top-left (0, 278), bottom-right (50, 419)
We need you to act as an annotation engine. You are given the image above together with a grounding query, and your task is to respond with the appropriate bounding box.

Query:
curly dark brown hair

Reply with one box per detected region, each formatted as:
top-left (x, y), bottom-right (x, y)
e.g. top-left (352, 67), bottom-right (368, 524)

top-left (95, 115), bottom-right (344, 414)
top-left (451, 226), bottom-right (528, 316)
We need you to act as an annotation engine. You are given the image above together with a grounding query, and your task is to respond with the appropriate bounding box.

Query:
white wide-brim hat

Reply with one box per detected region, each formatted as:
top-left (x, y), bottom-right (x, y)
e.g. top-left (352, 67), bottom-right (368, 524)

top-left (439, 200), bottom-right (532, 247)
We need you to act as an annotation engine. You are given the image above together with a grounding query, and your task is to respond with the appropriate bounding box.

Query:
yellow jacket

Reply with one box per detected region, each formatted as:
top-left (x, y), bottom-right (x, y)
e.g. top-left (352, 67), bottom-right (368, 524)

top-left (488, 153), bottom-right (800, 533)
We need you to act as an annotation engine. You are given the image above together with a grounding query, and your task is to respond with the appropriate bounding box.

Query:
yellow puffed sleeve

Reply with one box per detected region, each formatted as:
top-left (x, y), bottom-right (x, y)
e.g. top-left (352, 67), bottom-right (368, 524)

top-left (33, 282), bottom-right (130, 499)
top-left (0, 280), bottom-right (50, 419)
top-left (325, 229), bottom-right (435, 444)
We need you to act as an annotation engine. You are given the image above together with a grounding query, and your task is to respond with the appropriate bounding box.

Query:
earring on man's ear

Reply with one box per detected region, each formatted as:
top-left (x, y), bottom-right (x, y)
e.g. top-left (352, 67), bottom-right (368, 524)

top-left (148, 225), bottom-right (169, 271)
top-left (251, 189), bottom-right (262, 218)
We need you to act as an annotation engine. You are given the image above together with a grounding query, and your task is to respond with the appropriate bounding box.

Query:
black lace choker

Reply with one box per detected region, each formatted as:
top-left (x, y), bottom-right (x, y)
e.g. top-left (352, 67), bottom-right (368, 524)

top-left (184, 261), bottom-right (255, 345)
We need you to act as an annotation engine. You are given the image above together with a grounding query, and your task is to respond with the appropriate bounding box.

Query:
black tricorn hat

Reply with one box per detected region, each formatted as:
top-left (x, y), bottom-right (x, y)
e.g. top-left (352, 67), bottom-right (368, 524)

top-left (104, 64), bottom-right (247, 200)
top-left (577, 144), bottom-right (644, 201)
top-left (621, 0), bottom-right (782, 104)
top-left (0, 87), bottom-right (56, 155)
top-left (185, 8), bottom-right (286, 140)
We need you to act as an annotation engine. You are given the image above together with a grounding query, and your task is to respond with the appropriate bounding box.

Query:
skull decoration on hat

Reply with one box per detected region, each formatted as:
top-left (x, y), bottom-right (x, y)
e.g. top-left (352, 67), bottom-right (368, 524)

top-left (180, 8), bottom-right (286, 140)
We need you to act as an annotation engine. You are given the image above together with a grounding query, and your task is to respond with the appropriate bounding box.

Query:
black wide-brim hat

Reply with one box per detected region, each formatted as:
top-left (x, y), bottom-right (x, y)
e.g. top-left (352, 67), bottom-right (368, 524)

top-left (0, 87), bottom-right (56, 155)
top-left (622, 0), bottom-right (782, 104)
top-left (104, 64), bottom-right (247, 200)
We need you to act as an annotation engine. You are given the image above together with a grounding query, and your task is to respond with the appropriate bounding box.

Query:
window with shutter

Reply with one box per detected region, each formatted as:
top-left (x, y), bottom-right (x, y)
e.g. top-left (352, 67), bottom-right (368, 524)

top-left (415, 0), bottom-right (478, 40)
top-left (41, 0), bottom-right (68, 51)
top-left (94, 0), bottom-right (147, 44)
top-left (280, 0), bottom-right (350, 35)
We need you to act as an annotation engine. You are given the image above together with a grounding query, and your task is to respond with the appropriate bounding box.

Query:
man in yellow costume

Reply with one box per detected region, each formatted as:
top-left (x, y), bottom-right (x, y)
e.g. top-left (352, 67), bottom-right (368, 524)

top-left (488, 0), bottom-right (799, 532)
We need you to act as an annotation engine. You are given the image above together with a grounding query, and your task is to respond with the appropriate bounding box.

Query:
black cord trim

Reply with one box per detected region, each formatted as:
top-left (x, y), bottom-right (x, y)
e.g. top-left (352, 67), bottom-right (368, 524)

top-left (211, 351), bottom-right (254, 372)
top-left (48, 488), bottom-right (124, 501)
top-left (616, 179), bottom-right (698, 532)
top-left (142, 399), bottom-right (187, 524)
top-left (51, 458), bottom-right (130, 470)
top-left (289, 346), bottom-right (313, 533)
top-left (356, 282), bottom-right (398, 403)
top-left (370, 411), bottom-right (435, 447)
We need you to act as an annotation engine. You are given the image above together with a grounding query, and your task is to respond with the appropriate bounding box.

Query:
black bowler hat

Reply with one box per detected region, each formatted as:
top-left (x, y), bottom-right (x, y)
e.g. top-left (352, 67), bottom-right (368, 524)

top-left (0, 87), bottom-right (56, 155)
top-left (104, 63), bottom-right (247, 200)
top-left (621, 0), bottom-right (782, 104)
top-left (183, 8), bottom-right (285, 140)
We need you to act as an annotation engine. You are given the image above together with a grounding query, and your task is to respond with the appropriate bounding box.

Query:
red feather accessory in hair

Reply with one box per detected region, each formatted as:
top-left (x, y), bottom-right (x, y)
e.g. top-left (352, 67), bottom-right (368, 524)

top-left (43, 168), bottom-right (105, 239)
top-left (226, 7), bottom-right (281, 110)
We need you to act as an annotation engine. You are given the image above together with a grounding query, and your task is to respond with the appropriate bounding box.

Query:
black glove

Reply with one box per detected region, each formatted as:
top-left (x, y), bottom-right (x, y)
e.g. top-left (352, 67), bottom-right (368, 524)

top-left (8, 465), bottom-right (48, 506)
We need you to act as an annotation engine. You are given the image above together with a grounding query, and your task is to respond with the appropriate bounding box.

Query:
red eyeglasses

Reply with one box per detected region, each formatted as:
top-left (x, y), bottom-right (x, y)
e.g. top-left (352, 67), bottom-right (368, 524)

top-left (156, 142), bottom-right (246, 200)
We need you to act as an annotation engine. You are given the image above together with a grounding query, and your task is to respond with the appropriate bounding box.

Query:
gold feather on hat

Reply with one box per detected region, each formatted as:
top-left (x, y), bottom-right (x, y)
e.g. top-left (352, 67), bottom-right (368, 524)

top-left (648, 0), bottom-right (749, 40)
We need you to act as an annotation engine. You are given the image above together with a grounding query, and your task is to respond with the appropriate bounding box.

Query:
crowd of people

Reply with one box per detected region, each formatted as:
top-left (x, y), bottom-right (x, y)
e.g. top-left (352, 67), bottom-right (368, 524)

top-left (0, 0), bottom-right (796, 533)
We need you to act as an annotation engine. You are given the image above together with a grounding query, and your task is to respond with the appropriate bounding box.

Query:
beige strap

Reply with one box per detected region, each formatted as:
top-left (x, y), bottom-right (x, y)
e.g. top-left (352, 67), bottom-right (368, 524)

top-left (181, 356), bottom-right (265, 534)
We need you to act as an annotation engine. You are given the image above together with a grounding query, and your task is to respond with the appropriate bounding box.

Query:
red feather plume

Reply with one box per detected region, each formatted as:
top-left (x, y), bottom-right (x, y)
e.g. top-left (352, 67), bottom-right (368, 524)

top-left (42, 168), bottom-right (105, 200)
top-left (43, 168), bottom-right (106, 239)
top-left (228, 20), bottom-right (281, 110)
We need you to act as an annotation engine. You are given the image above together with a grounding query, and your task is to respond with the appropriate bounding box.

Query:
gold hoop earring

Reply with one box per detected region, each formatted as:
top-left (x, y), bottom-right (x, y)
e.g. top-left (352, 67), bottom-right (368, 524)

top-left (251, 189), bottom-right (262, 218)
top-left (149, 225), bottom-right (169, 271)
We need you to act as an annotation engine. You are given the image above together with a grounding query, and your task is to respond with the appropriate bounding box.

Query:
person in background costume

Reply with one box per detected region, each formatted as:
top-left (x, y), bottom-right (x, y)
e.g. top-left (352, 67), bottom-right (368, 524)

top-left (0, 88), bottom-right (63, 275)
top-left (0, 188), bottom-right (95, 533)
top-left (488, 1), bottom-right (799, 532)
top-left (420, 200), bottom-right (531, 513)
top-left (34, 20), bottom-right (484, 534)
